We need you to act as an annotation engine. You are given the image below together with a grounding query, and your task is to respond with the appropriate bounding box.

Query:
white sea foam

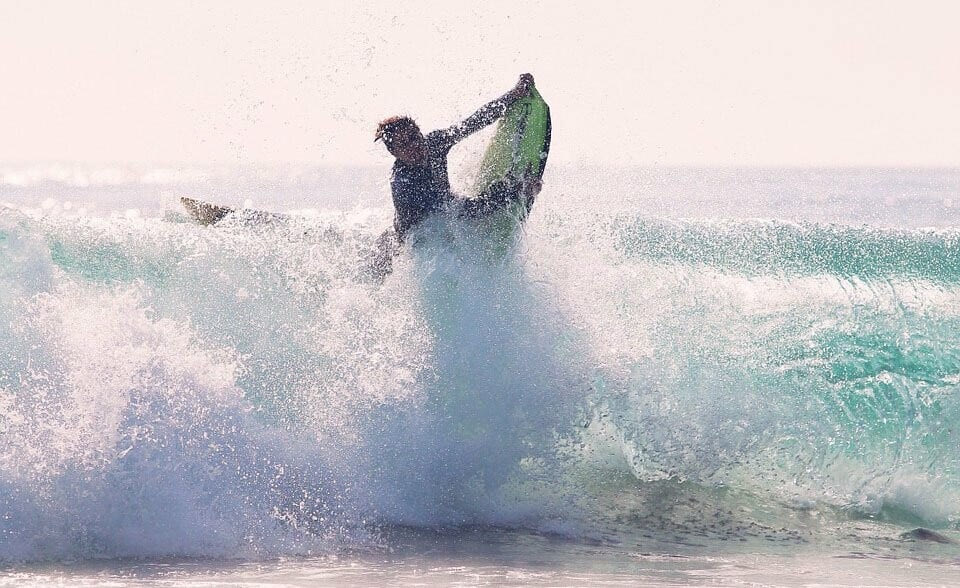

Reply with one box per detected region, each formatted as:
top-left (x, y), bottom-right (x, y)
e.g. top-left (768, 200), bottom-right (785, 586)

top-left (2, 167), bottom-right (960, 562)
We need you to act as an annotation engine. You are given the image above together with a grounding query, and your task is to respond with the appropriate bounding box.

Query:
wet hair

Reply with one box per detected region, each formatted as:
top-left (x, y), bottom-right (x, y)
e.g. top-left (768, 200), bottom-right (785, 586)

top-left (374, 116), bottom-right (420, 148)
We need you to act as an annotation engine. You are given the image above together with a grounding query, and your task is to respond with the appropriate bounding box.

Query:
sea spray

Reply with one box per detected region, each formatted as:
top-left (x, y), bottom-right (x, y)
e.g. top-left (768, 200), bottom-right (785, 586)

top-left (348, 215), bottom-right (589, 525)
top-left (0, 208), bottom-right (591, 559)
top-left (3, 181), bottom-right (960, 561)
top-left (531, 210), bottom-right (960, 526)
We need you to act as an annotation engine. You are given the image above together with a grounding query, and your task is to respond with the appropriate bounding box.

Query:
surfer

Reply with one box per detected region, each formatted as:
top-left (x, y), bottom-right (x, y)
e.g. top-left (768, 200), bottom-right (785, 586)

top-left (374, 74), bottom-right (542, 245)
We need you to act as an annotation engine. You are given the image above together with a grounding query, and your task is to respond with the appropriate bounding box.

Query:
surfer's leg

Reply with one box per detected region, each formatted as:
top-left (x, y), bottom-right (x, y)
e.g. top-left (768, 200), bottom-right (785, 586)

top-left (362, 228), bottom-right (400, 282)
top-left (180, 197), bottom-right (234, 225)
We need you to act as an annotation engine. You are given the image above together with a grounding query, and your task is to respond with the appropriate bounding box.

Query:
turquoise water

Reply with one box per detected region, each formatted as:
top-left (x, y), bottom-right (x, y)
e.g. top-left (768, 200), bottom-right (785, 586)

top-left (1, 166), bottom-right (959, 583)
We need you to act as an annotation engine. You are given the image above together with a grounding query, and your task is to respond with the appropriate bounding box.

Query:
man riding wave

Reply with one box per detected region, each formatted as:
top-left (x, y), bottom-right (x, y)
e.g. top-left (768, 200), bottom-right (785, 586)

top-left (373, 74), bottom-right (542, 250)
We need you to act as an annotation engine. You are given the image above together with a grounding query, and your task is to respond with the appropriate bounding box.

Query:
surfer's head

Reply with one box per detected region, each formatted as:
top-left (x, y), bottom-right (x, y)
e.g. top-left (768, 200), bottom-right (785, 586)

top-left (375, 116), bottom-right (426, 164)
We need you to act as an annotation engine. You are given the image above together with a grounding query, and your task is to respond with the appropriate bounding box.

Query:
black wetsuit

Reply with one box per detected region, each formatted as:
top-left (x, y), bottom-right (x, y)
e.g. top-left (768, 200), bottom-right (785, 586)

top-left (390, 93), bottom-right (518, 241)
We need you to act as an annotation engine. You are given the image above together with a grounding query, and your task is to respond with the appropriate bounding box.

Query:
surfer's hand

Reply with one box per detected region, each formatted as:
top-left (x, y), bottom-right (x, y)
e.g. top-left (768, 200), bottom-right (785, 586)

top-left (507, 73), bottom-right (535, 101)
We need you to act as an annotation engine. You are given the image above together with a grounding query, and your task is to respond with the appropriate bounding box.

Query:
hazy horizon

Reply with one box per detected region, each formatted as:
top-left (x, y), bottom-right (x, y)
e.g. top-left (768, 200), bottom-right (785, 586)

top-left (2, 0), bottom-right (958, 167)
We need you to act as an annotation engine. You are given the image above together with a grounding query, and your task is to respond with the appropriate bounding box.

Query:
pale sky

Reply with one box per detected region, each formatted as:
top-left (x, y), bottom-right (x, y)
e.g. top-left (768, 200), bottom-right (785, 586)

top-left (1, 0), bottom-right (958, 166)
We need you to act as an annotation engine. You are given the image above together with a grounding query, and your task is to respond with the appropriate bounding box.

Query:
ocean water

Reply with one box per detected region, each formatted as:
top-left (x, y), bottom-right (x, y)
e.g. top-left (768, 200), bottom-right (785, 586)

top-left (1, 164), bottom-right (960, 585)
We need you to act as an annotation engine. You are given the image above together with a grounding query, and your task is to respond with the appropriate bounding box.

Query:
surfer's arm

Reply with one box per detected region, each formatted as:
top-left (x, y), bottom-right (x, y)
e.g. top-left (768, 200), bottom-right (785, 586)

top-left (442, 74), bottom-right (534, 145)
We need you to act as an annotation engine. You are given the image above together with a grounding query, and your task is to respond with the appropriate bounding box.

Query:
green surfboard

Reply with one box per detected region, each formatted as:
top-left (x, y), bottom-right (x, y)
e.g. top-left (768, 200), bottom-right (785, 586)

top-left (470, 87), bottom-right (551, 221)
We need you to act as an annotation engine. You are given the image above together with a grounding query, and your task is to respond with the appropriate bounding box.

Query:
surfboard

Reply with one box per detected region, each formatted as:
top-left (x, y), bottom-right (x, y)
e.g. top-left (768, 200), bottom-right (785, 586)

top-left (469, 86), bottom-right (552, 219)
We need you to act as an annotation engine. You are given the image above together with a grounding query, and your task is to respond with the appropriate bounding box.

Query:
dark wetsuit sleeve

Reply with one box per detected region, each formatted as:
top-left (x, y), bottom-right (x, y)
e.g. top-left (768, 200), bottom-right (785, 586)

top-left (436, 90), bottom-right (517, 148)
